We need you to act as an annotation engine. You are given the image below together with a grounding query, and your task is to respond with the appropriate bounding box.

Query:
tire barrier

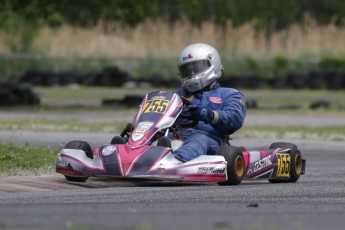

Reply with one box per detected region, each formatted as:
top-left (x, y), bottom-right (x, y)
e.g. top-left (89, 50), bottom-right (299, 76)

top-left (307, 71), bottom-right (325, 89)
top-left (21, 71), bottom-right (85, 86)
top-left (220, 71), bottom-right (344, 90)
top-left (102, 94), bottom-right (143, 108)
top-left (287, 72), bottom-right (306, 89)
top-left (19, 66), bottom-right (130, 87)
top-left (325, 71), bottom-right (344, 90)
top-left (310, 98), bottom-right (332, 109)
top-left (135, 73), bottom-right (182, 88)
top-left (85, 67), bottom-right (130, 87)
top-left (0, 83), bottom-right (40, 106)
top-left (267, 78), bottom-right (287, 89)
top-left (220, 76), bottom-right (266, 89)
top-left (4, 66), bottom-right (345, 90)
top-left (245, 99), bottom-right (258, 109)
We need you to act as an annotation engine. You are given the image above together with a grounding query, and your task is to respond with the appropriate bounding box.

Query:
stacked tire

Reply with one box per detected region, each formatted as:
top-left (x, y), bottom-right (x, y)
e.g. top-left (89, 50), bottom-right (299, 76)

top-left (0, 84), bottom-right (40, 106)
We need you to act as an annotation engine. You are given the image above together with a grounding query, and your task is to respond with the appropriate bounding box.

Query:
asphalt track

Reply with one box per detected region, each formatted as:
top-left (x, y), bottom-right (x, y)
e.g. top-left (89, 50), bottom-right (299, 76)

top-left (0, 112), bottom-right (345, 229)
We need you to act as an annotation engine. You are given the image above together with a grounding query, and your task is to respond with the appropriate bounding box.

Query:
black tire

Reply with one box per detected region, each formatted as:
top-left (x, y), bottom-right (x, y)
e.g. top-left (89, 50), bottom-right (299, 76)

top-left (268, 142), bottom-right (303, 183)
top-left (157, 136), bottom-right (171, 148)
top-left (110, 136), bottom-right (126, 144)
top-left (65, 140), bottom-right (93, 159)
top-left (64, 176), bottom-right (88, 182)
top-left (64, 140), bottom-right (93, 182)
top-left (217, 146), bottom-right (244, 186)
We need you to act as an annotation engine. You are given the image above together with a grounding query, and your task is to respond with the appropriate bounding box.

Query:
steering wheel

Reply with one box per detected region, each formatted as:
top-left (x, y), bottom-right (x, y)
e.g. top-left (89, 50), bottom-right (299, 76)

top-left (173, 98), bottom-right (198, 128)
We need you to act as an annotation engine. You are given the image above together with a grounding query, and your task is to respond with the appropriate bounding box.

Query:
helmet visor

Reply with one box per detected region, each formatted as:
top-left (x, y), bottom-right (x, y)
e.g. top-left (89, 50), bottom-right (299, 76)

top-left (179, 60), bottom-right (211, 79)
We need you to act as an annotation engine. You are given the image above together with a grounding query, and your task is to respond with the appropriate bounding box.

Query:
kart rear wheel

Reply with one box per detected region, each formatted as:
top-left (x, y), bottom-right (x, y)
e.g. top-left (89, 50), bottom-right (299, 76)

top-left (217, 146), bottom-right (244, 186)
top-left (64, 140), bottom-right (92, 182)
top-left (268, 142), bottom-right (302, 183)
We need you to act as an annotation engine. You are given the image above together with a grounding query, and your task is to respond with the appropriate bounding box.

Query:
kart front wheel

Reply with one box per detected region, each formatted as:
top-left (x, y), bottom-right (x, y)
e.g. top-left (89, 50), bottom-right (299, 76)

top-left (268, 142), bottom-right (303, 183)
top-left (217, 146), bottom-right (244, 186)
top-left (65, 140), bottom-right (93, 159)
top-left (63, 140), bottom-right (92, 182)
top-left (110, 136), bottom-right (126, 144)
top-left (64, 176), bottom-right (88, 183)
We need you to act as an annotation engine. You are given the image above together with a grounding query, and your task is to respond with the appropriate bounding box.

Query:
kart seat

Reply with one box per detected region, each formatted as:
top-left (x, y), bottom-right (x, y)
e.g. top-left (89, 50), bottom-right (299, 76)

top-left (171, 139), bottom-right (183, 151)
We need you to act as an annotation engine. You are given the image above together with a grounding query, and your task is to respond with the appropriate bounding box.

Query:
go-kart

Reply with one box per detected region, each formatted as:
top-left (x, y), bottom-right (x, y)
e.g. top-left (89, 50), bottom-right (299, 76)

top-left (56, 90), bottom-right (306, 185)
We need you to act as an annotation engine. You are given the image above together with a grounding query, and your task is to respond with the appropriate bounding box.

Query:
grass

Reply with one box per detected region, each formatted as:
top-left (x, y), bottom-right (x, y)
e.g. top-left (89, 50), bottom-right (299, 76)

top-left (0, 143), bottom-right (57, 176)
top-left (236, 126), bottom-right (345, 142)
top-left (0, 119), bottom-right (123, 132)
top-left (1, 18), bottom-right (344, 59)
top-left (34, 85), bottom-right (153, 105)
top-left (0, 119), bottom-right (344, 142)
top-left (243, 89), bottom-right (345, 110)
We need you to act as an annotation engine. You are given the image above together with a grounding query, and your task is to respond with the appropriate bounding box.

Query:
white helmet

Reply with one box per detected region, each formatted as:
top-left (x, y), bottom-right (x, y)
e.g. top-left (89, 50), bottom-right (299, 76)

top-left (177, 43), bottom-right (223, 92)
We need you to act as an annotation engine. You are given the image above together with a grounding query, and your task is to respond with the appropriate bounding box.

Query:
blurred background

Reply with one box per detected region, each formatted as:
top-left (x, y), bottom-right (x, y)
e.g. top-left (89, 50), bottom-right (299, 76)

top-left (0, 0), bottom-right (344, 107)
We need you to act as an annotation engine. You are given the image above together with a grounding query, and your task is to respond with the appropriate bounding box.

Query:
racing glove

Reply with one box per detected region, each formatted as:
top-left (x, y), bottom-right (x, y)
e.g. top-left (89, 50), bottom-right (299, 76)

top-left (187, 104), bottom-right (215, 123)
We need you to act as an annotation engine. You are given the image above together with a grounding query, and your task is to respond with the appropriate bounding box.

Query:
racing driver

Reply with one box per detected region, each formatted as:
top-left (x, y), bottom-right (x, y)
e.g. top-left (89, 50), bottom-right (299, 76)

top-left (171, 43), bottom-right (247, 162)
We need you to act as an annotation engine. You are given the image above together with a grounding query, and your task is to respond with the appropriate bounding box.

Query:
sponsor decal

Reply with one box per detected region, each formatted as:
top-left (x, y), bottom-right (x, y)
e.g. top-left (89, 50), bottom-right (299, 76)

top-left (276, 153), bottom-right (291, 177)
top-left (131, 121), bottom-right (153, 142)
top-left (210, 97), bottom-right (222, 104)
top-left (152, 95), bottom-right (166, 100)
top-left (182, 53), bottom-right (193, 61)
top-left (131, 133), bottom-right (144, 142)
top-left (137, 121), bottom-right (154, 130)
top-left (247, 155), bottom-right (272, 176)
top-left (239, 99), bottom-right (245, 106)
top-left (57, 160), bottom-right (69, 167)
top-left (133, 128), bottom-right (148, 135)
top-left (197, 167), bottom-right (226, 174)
top-left (181, 95), bottom-right (193, 102)
top-left (142, 99), bottom-right (169, 114)
top-left (102, 145), bottom-right (116, 156)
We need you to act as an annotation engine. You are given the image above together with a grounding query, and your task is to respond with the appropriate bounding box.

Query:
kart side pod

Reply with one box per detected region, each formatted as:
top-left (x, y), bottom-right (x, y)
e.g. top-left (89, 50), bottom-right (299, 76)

top-left (242, 142), bottom-right (306, 183)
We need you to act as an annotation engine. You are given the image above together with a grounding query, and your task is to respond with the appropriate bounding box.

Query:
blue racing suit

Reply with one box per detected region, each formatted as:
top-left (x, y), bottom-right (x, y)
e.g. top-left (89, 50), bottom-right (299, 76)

top-left (172, 81), bottom-right (247, 162)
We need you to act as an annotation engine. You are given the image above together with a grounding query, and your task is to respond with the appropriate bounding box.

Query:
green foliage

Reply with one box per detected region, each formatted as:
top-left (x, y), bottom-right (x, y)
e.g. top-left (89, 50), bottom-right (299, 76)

top-left (1, 0), bottom-right (344, 30)
top-left (246, 56), bottom-right (259, 76)
top-left (131, 57), bottom-right (177, 79)
top-left (0, 0), bottom-right (344, 56)
top-left (319, 56), bottom-right (345, 71)
top-left (0, 0), bottom-right (41, 52)
top-left (273, 55), bottom-right (290, 77)
top-left (0, 55), bottom-right (119, 78)
top-left (0, 56), bottom-right (53, 77)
